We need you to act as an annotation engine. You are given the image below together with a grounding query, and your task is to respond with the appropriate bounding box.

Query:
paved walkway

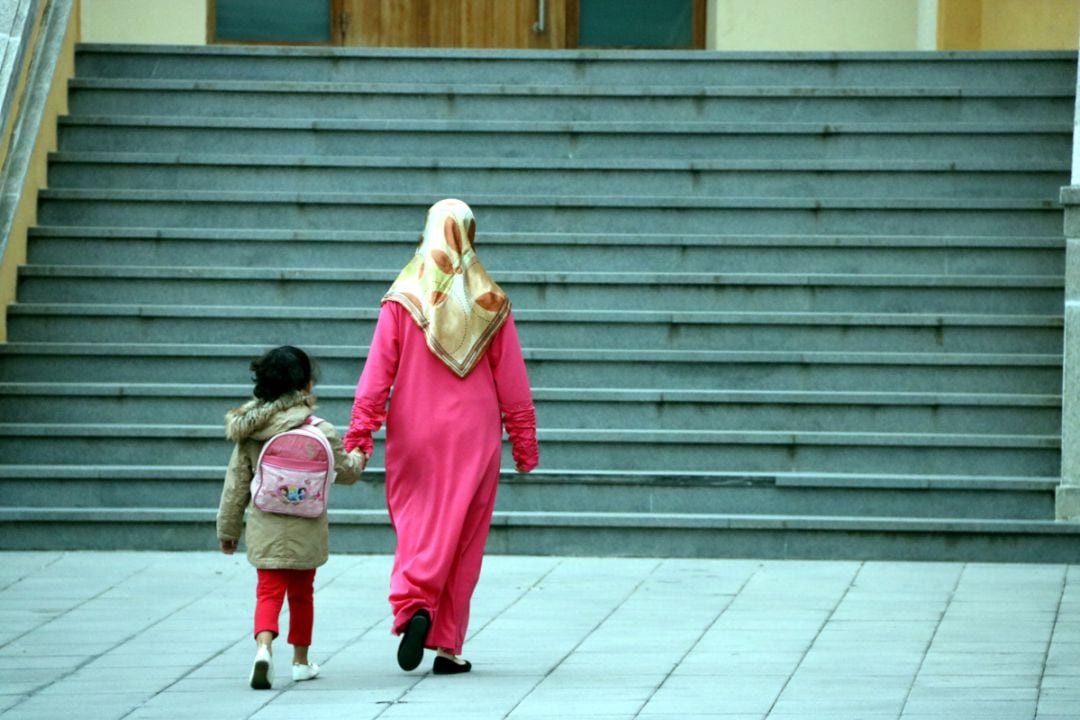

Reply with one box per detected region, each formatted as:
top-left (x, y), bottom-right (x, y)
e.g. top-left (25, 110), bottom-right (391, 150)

top-left (1, 552), bottom-right (1078, 719)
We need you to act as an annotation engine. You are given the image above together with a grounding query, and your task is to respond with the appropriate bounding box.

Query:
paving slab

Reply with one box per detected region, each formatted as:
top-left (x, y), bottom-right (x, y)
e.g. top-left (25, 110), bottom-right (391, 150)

top-left (2, 552), bottom-right (1080, 720)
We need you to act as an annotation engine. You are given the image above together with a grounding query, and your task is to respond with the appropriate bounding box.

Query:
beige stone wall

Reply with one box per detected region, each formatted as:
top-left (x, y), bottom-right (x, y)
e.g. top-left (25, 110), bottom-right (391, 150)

top-left (708, 0), bottom-right (925, 51)
top-left (81, 0), bottom-right (206, 44)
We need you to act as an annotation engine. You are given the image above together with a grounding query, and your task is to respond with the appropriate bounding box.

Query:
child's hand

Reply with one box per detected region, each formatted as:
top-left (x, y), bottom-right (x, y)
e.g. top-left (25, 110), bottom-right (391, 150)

top-left (220, 539), bottom-right (238, 555)
top-left (346, 449), bottom-right (368, 470)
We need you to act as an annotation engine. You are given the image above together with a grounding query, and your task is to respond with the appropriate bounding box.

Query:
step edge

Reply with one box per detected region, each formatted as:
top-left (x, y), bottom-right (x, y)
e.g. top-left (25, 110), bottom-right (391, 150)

top-left (3, 506), bottom-right (1077, 534)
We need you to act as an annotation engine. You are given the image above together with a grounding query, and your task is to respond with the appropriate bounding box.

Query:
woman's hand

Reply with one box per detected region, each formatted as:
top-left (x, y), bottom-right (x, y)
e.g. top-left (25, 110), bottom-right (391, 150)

top-left (219, 539), bottom-right (238, 555)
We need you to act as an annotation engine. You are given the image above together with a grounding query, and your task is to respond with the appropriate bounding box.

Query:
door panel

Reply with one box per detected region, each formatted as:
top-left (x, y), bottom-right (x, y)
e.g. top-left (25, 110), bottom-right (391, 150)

top-left (209, 0), bottom-right (343, 45)
top-left (575, 0), bottom-right (705, 49)
top-left (345, 0), bottom-right (568, 48)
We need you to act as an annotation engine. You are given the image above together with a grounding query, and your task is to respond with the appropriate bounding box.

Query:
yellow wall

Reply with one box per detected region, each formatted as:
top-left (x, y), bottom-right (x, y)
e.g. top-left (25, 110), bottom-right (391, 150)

top-left (939, 0), bottom-right (1079, 49)
top-left (980, 0), bottom-right (1079, 50)
top-left (709, 0), bottom-right (926, 51)
top-left (81, 0), bottom-right (207, 44)
top-left (0, 0), bottom-right (80, 341)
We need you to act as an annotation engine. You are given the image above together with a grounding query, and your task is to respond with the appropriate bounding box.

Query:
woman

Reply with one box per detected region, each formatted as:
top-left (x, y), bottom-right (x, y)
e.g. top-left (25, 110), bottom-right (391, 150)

top-left (344, 198), bottom-right (539, 675)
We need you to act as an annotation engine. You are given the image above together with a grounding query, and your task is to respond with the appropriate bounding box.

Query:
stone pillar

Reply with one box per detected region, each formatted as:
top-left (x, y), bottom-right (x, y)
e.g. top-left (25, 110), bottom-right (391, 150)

top-left (1056, 41), bottom-right (1080, 519)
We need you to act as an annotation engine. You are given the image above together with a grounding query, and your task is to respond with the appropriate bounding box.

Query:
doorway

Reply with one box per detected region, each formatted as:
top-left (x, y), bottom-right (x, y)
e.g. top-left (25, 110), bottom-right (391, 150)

top-left (209, 0), bottom-right (706, 49)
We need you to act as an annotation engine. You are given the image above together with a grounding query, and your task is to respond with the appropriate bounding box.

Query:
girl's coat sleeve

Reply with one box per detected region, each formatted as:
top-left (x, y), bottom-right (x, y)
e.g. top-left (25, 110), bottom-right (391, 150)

top-left (316, 420), bottom-right (365, 485)
top-left (217, 444), bottom-right (251, 541)
top-left (489, 313), bottom-right (540, 472)
top-left (345, 303), bottom-right (400, 455)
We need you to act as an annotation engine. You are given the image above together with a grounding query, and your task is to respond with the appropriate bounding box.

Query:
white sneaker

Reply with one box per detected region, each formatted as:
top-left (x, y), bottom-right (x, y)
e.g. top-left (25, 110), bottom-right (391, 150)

top-left (250, 646), bottom-right (273, 690)
top-left (292, 661), bottom-right (320, 682)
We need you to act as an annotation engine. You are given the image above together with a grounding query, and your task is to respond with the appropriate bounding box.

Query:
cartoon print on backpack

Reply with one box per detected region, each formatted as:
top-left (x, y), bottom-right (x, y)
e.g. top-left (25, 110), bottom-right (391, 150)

top-left (281, 486), bottom-right (307, 503)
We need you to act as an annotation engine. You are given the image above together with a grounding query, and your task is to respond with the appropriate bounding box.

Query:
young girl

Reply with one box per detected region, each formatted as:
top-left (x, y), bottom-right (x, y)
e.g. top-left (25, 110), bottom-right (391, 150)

top-left (217, 345), bottom-right (367, 689)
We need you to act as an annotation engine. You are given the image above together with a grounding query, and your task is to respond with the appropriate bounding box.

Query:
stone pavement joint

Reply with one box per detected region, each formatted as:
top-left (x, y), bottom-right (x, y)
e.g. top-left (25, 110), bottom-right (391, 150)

top-left (0, 552), bottom-right (1078, 719)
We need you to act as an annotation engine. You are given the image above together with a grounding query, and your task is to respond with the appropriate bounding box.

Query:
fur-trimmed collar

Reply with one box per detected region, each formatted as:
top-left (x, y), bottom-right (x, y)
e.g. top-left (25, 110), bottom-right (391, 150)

top-left (224, 390), bottom-right (317, 443)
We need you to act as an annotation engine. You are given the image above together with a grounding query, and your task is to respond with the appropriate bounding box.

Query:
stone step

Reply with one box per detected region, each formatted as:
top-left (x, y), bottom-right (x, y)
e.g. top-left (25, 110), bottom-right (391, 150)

top-left (4, 504), bottom-right (1079, 561)
top-left (65, 78), bottom-right (1073, 124)
top-left (0, 465), bottom-right (1057, 520)
top-left (0, 383), bottom-right (1060, 435)
top-left (0, 423), bottom-right (1059, 476)
top-left (34, 190), bottom-right (1066, 237)
top-left (44, 153), bottom-right (1069, 200)
top-left (25, 227), bottom-right (1066, 276)
top-left (73, 45), bottom-right (1078, 91)
top-left (0, 344), bottom-right (1059, 394)
top-left (5, 305), bottom-right (1062, 353)
top-left (56, 116), bottom-right (1072, 162)
top-left (7, 46), bottom-right (1072, 554)
top-left (15, 266), bottom-right (1064, 315)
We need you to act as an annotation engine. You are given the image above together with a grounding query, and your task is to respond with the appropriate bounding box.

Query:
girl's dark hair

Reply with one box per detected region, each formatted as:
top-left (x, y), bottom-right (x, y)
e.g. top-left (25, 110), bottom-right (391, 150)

top-left (250, 346), bottom-right (317, 402)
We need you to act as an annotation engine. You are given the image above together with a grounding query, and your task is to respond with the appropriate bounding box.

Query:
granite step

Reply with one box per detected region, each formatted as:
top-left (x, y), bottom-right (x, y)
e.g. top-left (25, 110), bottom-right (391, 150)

top-left (34, 189), bottom-right (1066, 237)
top-left (15, 266), bottom-right (1065, 315)
top-left (25, 226), bottom-right (1066, 276)
top-left (0, 465), bottom-right (1057, 520)
top-left (0, 383), bottom-right (1059, 435)
top-left (5, 305), bottom-right (1062, 353)
top-left (66, 78), bottom-right (1074, 123)
top-left (56, 116), bottom-right (1073, 162)
top-left (44, 152), bottom-right (1069, 199)
top-left (0, 343), bottom-right (1059, 394)
top-left (73, 45), bottom-right (1078, 91)
top-left (3, 504), bottom-right (1078, 562)
top-left (0, 423), bottom-right (1059, 476)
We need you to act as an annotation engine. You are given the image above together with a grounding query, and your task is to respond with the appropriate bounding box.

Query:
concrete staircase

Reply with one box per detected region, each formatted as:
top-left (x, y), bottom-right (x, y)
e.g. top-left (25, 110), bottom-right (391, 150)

top-left (1, 45), bottom-right (1076, 560)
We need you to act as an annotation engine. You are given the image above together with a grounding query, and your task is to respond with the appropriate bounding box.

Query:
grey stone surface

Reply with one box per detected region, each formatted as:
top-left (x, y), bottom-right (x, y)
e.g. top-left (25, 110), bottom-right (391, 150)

top-left (72, 44), bottom-right (1078, 92)
top-left (0, 0), bottom-right (36, 136)
top-left (0, 0), bottom-right (71, 281)
top-left (2, 552), bottom-right (1080, 720)
top-left (1057, 32), bottom-right (1080, 517)
top-left (55, 114), bottom-right (1073, 162)
top-left (5, 46), bottom-right (1075, 555)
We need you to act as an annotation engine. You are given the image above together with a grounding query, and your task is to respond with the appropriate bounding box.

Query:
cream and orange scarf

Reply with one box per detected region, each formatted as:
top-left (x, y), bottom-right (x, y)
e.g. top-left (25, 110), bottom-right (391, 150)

top-left (383, 199), bottom-right (510, 378)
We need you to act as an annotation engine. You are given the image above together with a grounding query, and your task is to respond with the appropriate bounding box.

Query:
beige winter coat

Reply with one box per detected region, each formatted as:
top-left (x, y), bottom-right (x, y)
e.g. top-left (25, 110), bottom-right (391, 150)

top-left (216, 391), bottom-right (364, 569)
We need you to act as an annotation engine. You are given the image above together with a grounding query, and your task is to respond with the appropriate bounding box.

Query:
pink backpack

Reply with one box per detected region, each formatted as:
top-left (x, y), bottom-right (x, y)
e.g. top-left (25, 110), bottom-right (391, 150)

top-left (250, 416), bottom-right (334, 518)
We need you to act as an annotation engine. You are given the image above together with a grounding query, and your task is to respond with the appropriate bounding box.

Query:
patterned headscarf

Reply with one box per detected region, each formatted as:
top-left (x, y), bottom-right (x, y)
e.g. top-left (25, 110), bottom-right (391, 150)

top-left (382, 199), bottom-right (510, 378)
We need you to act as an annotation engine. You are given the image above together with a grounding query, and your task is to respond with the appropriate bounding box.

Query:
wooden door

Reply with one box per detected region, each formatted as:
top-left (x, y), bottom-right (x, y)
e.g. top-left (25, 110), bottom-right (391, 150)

top-left (343, 0), bottom-right (569, 48)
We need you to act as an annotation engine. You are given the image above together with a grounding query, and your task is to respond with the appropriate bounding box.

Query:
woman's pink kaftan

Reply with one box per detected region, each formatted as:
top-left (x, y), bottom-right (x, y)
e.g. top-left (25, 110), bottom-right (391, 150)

top-left (347, 301), bottom-right (537, 654)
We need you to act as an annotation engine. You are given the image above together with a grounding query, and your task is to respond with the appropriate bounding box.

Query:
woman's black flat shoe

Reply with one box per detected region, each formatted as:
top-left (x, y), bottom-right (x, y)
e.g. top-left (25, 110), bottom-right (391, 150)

top-left (397, 609), bottom-right (430, 671)
top-left (432, 655), bottom-right (472, 675)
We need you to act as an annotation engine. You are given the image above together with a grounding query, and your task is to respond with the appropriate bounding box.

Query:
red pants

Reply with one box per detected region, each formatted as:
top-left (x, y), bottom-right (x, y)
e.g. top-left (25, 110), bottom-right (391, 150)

top-left (254, 568), bottom-right (316, 646)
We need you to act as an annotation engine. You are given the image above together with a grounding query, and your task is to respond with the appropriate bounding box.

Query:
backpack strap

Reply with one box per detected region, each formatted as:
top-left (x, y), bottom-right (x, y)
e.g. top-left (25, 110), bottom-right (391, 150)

top-left (303, 415), bottom-right (324, 426)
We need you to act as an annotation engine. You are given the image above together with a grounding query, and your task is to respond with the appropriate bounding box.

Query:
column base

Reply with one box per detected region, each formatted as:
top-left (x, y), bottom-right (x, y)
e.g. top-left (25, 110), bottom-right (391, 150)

top-left (1056, 484), bottom-right (1080, 521)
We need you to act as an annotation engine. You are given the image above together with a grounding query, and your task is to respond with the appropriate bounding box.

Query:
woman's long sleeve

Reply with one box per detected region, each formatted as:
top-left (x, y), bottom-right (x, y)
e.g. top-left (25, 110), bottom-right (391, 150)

top-left (344, 304), bottom-right (400, 455)
top-left (489, 313), bottom-right (539, 472)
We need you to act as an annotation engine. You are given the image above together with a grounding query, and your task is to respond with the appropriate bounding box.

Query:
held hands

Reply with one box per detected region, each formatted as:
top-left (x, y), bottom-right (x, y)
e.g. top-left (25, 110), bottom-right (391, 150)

top-left (349, 449), bottom-right (374, 484)
top-left (349, 449), bottom-right (370, 472)
top-left (343, 425), bottom-right (366, 454)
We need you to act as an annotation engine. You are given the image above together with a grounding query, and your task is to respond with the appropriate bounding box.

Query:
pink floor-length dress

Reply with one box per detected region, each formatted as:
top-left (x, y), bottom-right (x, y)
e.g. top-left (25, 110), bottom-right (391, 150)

top-left (348, 301), bottom-right (537, 654)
